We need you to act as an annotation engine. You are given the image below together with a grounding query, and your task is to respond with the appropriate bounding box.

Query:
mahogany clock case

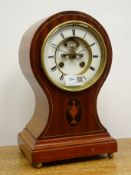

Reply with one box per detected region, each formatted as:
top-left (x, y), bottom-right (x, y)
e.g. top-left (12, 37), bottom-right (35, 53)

top-left (18, 11), bottom-right (117, 165)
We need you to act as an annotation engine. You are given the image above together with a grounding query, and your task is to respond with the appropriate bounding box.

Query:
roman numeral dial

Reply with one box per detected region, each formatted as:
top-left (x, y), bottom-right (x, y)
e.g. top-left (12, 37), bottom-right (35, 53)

top-left (60, 32), bottom-right (65, 38)
top-left (72, 26), bottom-right (75, 36)
top-left (51, 43), bottom-right (58, 49)
top-left (41, 21), bottom-right (106, 91)
top-left (51, 66), bottom-right (57, 72)
top-left (60, 74), bottom-right (64, 81)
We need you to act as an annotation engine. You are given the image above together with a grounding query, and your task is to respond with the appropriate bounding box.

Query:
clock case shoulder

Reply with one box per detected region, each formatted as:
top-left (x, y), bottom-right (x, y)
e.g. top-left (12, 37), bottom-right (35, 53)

top-left (18, 11), bottom-right (117, 165)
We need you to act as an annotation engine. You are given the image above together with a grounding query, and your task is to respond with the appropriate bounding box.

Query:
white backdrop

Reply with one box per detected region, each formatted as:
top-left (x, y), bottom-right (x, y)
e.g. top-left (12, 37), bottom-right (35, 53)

top-left (0, 0), bottom-right (131, 146)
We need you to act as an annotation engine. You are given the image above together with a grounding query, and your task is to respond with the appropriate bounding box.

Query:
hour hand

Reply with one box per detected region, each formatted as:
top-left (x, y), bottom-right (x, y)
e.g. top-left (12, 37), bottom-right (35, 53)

top-left (59, 49), bottom-right (70, 58)
top-left (77, 53), bottom-right (83, 58)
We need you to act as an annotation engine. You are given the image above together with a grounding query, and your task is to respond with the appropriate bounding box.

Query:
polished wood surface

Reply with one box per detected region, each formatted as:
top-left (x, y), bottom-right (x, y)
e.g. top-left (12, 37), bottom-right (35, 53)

top-left (18, 11), bottom-right (117, 164)
top-left (29, 10), bottom-right (113, 138)
top-left (0, 139), bottom-right (130, 175)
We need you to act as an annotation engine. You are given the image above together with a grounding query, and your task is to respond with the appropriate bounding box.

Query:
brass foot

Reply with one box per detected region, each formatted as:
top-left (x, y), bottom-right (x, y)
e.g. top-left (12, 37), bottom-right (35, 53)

top-left (108, 153), bottom-right (114, 158)
top-left (33, 162), bottom-right (43, 168)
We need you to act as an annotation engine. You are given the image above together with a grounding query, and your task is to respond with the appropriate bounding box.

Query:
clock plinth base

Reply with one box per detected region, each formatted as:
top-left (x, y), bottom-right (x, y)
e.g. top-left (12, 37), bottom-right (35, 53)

top-left (18, 129), bottom-right (117, 164)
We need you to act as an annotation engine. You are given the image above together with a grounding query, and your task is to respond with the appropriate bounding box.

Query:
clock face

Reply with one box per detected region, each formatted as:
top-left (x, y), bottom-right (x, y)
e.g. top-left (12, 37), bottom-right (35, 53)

top-left (41, 21), bottom-right (107, 91)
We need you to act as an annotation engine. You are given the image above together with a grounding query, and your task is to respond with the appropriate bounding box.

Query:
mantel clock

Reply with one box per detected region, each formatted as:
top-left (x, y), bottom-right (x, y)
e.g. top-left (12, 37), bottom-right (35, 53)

top-left (18, 11), bottom-right (117, 168)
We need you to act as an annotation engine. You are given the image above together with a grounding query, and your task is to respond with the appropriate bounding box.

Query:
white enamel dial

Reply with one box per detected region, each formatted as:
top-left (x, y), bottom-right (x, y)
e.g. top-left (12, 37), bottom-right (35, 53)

top-left (41, 21), bottom-right (107, 91)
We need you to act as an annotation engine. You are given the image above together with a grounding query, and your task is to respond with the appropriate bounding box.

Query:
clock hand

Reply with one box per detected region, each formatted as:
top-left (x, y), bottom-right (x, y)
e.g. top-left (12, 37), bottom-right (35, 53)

top-left (61, 51), bottom-right (83, 60)
top-left (59, 49), bottom-right (69, 54)
top-left (59, 49), bottom-right (70, 58)
top-left (60, 49), bottom-right (84, 59)
top-left (74, 48), bottom-right (86, 58)
top-left (60, 49), bottom-right (78, 59)
top-left (76, 53), bottom-right (84, 58)
top-left (76, 48), bottom-right (86, 55)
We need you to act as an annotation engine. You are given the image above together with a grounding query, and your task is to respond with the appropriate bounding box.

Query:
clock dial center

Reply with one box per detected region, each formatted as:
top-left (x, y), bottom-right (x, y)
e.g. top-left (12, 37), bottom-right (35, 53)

top-left (55, 36), bottom-right (91, 75)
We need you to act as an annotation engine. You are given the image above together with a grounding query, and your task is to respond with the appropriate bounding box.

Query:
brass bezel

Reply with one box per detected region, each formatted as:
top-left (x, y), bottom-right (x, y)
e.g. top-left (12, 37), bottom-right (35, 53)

top-left (41, 21), bottom-right (107, 92)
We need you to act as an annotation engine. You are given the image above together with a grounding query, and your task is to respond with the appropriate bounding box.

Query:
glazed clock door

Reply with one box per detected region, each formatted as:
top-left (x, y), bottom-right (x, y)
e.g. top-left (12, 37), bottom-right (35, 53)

top-left (41, 21), bottom-right (107, 92)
